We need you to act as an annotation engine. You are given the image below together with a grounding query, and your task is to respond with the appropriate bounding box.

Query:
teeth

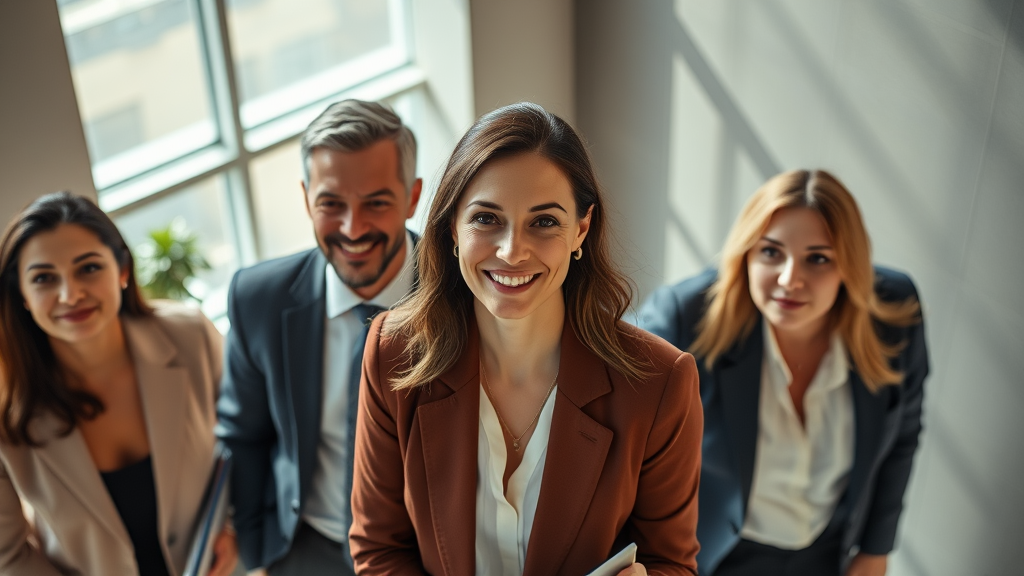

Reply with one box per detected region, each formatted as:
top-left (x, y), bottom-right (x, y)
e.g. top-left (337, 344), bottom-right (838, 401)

top-left (344, 242), bottom-right (373, 254)
top-left (491, 273), bottom-right (534, 287)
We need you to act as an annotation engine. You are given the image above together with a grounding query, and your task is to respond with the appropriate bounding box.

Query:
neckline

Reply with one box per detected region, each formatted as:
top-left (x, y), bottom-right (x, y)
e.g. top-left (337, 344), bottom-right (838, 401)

top-left (98, 454), bottom-right (152, 476)
top-left (479, 383), bottom-right (558, 502)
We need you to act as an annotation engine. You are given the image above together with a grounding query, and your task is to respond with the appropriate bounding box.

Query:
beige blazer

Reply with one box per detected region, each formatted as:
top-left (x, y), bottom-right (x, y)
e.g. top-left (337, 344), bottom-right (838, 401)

top-left (0, 302), bottom-right (223, 575)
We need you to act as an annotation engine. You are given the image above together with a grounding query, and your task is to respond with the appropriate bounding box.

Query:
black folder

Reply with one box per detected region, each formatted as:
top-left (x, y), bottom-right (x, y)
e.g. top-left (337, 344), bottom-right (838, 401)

top-left (184, 445), bottom-right (233, 576)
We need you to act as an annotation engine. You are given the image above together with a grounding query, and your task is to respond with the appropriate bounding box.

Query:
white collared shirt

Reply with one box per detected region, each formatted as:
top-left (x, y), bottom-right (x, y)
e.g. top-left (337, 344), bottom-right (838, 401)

top-left (739, 321), bottom-right (854, 549)
top-left (475, 384), bottom-right (558, 576)
top-left (303, 231), bottom-right (415, 542)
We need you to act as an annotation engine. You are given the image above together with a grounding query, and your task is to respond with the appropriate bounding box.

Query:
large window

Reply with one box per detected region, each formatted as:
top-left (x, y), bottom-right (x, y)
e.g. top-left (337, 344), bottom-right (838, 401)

top-left (57, 0), bottom-right (418, 322)
top-left (61, 0), bottom-right (218, 189)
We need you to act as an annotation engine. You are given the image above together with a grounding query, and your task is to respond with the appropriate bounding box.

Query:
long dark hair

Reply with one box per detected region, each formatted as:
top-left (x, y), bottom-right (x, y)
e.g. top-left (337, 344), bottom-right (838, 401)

top-left (0, 191), bottom-right (152, 446)
top-left (386, 102), bottom-right (648, 389)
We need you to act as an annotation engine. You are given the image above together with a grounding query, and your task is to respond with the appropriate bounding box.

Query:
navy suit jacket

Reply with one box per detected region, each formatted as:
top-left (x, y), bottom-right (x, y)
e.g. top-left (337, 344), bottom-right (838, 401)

top-left (637, 266), bottom-right (928, 575)
top-left (215, 236), bottom-right (417, 569)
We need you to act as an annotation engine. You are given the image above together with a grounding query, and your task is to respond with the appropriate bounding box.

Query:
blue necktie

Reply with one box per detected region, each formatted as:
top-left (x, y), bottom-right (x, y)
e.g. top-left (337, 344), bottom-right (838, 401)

top-left (342, 303), bottom-right (385, 558)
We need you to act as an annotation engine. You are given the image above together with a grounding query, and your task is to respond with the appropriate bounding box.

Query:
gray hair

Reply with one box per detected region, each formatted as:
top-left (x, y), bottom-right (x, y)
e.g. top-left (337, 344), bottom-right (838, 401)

top-left (300, 99), bottom-right (417, 191)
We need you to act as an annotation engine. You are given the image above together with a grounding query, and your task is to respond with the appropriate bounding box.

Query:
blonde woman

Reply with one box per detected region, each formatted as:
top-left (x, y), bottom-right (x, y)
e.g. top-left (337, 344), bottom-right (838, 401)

top-left (639, 170), bottom-right (928, 576)
top-left (350, 103), bottom-right (702, 575)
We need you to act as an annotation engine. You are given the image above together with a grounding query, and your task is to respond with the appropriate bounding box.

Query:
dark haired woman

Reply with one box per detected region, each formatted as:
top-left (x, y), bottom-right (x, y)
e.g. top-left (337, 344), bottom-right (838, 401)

top-left (0, 192), bottom-right (237, 575)
top-left (349, 103), bottom-right (702, 575)
top-left (638, 170), bottom-right (928, 576)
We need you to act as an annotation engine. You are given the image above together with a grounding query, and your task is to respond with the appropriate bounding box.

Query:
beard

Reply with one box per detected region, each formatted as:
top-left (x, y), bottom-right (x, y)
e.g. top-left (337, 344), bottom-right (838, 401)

top-left (323, 230), bottom-right (405, 290)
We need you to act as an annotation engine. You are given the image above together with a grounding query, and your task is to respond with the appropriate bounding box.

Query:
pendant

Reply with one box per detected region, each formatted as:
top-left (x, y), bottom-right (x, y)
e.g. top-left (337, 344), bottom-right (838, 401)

top-left (513, 441), bottom-right (521, 451)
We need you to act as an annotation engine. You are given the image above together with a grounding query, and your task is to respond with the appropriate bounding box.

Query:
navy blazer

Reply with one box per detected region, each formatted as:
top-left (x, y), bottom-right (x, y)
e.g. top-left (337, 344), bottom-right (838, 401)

top-left (637, 266), bottom-right (928, 575)
top-left (215, 237), bottom-right (417, 569)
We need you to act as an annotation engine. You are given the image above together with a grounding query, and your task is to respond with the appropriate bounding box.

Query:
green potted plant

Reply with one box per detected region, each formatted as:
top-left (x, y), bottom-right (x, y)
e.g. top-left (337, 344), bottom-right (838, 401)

top-left (135, 217), bottom-right (211, 302)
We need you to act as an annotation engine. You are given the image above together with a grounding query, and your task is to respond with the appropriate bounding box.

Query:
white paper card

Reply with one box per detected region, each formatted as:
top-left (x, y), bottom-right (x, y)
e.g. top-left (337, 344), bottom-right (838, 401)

top-left (587, 542), bottom-right (638, 576)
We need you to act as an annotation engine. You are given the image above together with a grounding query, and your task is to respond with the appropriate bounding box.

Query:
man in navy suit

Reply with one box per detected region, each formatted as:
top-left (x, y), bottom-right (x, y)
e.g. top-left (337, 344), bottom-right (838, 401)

top-left (216, 99), bottom-right (422, 575)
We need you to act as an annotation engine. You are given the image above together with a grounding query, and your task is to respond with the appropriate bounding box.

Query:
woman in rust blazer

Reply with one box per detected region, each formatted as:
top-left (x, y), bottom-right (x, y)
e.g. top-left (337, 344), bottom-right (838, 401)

top-left (350, 103), bottom-right (703, 575)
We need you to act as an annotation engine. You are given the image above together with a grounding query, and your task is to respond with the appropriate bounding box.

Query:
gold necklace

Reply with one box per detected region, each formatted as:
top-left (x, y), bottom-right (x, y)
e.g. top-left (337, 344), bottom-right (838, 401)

top-left (480, 363), bottom-right (558, 451)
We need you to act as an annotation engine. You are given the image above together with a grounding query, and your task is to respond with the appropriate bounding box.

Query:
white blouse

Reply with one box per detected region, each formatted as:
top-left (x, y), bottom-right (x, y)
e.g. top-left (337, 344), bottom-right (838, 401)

top-left (740, 322), bottom-right (854, 549)
top-left (475, 384), bottom-right (558, 576)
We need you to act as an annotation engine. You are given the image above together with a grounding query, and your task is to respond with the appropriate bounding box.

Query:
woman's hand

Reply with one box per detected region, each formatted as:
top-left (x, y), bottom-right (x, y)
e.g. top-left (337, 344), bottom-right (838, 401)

top-left (845, 553), bottom-right (887, 576)
top-left (207, 525), bottom-right (239, 576)
top-left (615, 562), bottom-right (648, 576)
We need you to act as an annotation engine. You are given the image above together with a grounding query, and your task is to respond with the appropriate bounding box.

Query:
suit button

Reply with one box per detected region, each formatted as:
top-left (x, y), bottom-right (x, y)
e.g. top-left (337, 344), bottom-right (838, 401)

top-left (167, 534), bottom-right (177, 546)
top-left (291, 499), bottom-right (300, 513)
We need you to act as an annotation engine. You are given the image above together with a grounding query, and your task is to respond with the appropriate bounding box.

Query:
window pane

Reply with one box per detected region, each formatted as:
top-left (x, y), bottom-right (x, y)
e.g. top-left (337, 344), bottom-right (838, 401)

top-left (113, 176), bottom-right (237, 322)
top-left (248, 140), bottom-right (317, 260)
top-left (59, 0), bottom-right (218, 189)
top-left (227, 0), bottom-right (407, 128)
top-left (385, 87), bottom-right (456, 235)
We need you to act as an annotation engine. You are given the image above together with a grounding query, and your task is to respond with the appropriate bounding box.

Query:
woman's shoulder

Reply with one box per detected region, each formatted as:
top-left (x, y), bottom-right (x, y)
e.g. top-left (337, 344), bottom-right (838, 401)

top-left (637, 268), bottom-right (718, 349)
top-left (367, 312), bottom-right (417, 389)
top-left (607, 323), bottom-right (700, 434)
top-left (131, 300), bottom-right (221, 353)
top-left (616, 320), bottom-right (696, 378)
top-left (642, 269), bottom-right (717, 315)
top-left (152, 300), bottom-right (217, 332)
top-left (870, 266), bottom-right (927, 359)
top-left (619, 320), bottom-right (681, 355)
top-left (873, 265), bottom-right (920, 302)
top-left (375, 311), bottom-right (411, 360)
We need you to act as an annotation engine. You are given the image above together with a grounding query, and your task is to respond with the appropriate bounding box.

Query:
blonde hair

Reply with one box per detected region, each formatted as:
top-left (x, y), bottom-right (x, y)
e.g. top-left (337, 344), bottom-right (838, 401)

top-left (692, 169), bottom-right (919, 391)
top-left (385, 103), bottom-right (649, 390)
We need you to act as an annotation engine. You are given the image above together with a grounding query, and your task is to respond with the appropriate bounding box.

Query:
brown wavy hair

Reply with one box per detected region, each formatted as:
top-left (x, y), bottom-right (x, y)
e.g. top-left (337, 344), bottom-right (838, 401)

top-left (692, 170), bottom-right (920, 391)
top-left (385, 102), bottom-right (648, 389)
top-left (0, 192), bottom-right (152, 446)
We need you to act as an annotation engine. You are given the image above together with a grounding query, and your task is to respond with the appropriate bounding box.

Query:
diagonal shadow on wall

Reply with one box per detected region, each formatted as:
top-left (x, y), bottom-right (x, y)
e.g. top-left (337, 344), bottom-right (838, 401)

top-left (749, 0), bottom-right (964, 276)
top-left (661, 8), bottom-right (782, 269)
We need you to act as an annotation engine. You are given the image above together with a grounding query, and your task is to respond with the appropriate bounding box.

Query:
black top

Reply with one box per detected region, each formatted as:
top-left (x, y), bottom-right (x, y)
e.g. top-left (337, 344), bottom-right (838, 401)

top-left (100, 455), bottom-right (171, 576)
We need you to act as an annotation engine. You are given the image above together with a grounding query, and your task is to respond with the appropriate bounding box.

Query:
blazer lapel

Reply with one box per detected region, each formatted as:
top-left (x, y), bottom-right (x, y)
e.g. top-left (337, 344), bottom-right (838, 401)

top-left (31, 415), bottom-right (131, 545)
top-left (409, 230), bottom-right (421, 291)
top-left (717, 320), bottom-right (764, 508)
top-left (124, 315), bottom-right (190, 544)
top-left (284, 251), bottom-right (327, 494)
top-left (523, 322), bottom-right (613, 576)
top-left (845, 372), bottom-right (891, 514)
top-left (418, 324), bottom-right (480, 576)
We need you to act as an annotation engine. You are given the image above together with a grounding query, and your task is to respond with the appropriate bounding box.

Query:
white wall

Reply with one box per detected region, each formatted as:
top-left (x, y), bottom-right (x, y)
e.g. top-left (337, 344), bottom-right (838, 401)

top-left (412, 0), bottom-right (477, 136)
top-left (470, 0), bottom-right (576, 123)
top-left (0, 1), bottom-right (95, 221)
top-left (576, 1), bottom-right (1023, 574)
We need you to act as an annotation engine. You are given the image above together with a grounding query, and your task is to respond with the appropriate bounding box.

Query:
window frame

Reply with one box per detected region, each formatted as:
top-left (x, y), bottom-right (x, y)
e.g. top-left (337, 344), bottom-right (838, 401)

top-left (84, 0), bottom-right (423, 273)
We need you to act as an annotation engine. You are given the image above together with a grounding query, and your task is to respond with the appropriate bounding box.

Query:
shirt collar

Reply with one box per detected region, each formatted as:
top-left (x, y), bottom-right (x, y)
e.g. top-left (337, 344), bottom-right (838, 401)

top-left (325, 230), bottom-right (415, 319)
top-left (762, 320), bottom-right (849, 392)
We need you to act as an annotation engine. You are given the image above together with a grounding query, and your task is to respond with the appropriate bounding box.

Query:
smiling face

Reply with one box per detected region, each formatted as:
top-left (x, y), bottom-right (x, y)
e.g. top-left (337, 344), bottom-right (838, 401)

top-left (453, 152), bottom-right (591, 321)
top-left (18, 223), bottom-right (129, 345)
top-left (747, 206), bottom-right (844, 340)
top-left (304, 139), bottom-right (422, 299)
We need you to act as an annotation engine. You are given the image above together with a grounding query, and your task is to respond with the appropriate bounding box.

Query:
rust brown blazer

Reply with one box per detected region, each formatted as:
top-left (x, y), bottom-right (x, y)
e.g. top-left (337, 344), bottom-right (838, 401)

top-left (0, 303), bottom-right (222, 575)
top-left (350, 312), bottom-right (703, 576)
